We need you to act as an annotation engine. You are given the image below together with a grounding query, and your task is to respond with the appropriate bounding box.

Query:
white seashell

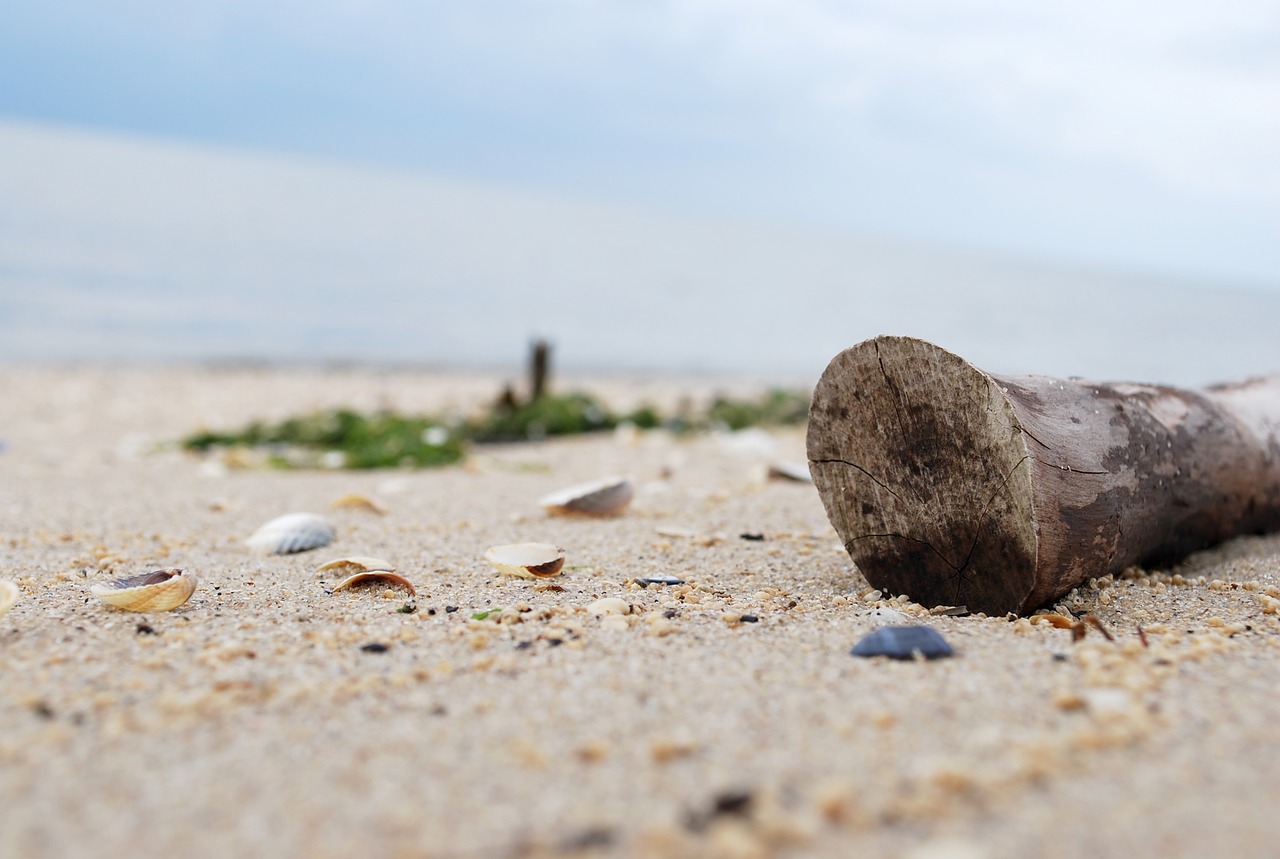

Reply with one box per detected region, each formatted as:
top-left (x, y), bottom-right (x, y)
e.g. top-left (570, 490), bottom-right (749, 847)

top-left (331, 571), bottom-right (416, 596)
top-left (865, 607), bottom-right (910, 626)
top-left (316, 556), bottom-right (396, 575)
top-left (91, 568), bottom-right (197, 612)
top-left (0, 580), bottom-right (19, 618)
top-left (538, 476), bottom-right (634, 517)
top-left (247, 513), bottom-right (335, 555)
top-left (484, 543), bottom-right (566, 578)
top-left (587, 597), bottom-right (630, 617)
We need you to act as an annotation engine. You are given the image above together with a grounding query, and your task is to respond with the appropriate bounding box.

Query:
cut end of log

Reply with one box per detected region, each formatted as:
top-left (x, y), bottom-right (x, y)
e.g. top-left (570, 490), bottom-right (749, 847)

top-left (806, 336), bottom-right (1039, 615)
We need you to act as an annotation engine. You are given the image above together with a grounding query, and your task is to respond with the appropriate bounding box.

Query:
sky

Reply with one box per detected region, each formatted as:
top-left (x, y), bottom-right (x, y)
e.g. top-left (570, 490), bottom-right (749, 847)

top-left (1, 0), bottom-right (1277, 288)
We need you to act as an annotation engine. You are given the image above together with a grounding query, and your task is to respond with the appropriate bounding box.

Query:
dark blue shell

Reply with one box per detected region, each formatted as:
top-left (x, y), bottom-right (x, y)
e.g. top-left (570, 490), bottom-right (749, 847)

top-left (850, 625), bottom-right (954, 660)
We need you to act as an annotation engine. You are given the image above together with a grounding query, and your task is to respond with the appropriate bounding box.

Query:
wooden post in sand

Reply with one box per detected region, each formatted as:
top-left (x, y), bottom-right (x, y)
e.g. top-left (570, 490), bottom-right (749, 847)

top-left (806, 336), bottom-right (1280, 616)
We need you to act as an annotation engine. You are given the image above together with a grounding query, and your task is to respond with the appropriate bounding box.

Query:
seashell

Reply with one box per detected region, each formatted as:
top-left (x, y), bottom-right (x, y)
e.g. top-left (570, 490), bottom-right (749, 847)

top-left (331, 571), bottom-right (416, 596)
top-left (316, 556), bottom-right (396, 575)
top-left (864, 607), bottom-right (910, 626)
top-left (328, 493), bottom-right (388, 515)
top-left (247, 512), bottom-right (335, 555)
top-left (636, 575), bottom-right (685, 587)
top-left (654, 527), bottom-right (725, 546)
top-left (767, 461), bottom-right (813, 483)
top-left (0, 579), bottom-right (19, 618)
top-left (850, 625), bottom-right (953, 660)
top-left (484, 543), bottom-right (566, 578)
top-left (90, 568), bottom-right (197, 612)
top-left (587, 597), bottom-right (630, 617)
top-left (538, 476), bottom-right (634, 517)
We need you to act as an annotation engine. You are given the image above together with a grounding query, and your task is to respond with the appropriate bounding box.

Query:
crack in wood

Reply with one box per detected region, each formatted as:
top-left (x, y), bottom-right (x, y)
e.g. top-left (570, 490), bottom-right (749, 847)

top-left (808, 457), bottom-right (904, 502)
top-left (1031, 457), bottom-right (1109, 475)
top-left (948, 454), bottom-right (1032, 603)
top-left (846, 533), bottom-right (961, 573)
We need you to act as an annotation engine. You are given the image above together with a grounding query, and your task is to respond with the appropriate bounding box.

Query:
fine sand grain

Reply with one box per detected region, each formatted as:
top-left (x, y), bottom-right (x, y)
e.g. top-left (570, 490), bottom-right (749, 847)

top-left (2, 366), bottom-right (1279, 858)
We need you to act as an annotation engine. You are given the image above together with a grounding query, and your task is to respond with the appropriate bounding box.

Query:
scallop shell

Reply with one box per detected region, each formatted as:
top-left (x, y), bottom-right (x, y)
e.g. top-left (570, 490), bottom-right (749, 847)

top-left (538, 476), bottom-right (634, 517)
top-left (316, 556), bottom-right (396, 575)
top-left (0, 579), bottom-right (19, 618)
top-left (90, 568), bottom-right (197, 612)
top-left (483, 543), bottom-right (566, 578)
top-left (247, 512), bottom-right (335, 555)
top-left (331, 571), bottom-right (417, 596)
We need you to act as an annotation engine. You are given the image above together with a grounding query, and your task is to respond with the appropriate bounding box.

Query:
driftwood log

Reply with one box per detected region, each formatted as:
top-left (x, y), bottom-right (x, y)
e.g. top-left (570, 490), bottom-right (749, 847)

top-left (806, 336), bottom-right (1280, 616)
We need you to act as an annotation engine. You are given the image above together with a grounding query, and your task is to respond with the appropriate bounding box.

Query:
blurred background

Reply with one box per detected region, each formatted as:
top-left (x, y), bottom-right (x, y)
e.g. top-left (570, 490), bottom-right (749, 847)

top-left (0, 0), bottom-right (1276, 385)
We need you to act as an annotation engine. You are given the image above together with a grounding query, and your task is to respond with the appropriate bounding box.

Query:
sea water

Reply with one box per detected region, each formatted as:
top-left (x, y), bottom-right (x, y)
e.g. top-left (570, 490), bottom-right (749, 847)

top-left (1, 120), bottom-right (1276, 387)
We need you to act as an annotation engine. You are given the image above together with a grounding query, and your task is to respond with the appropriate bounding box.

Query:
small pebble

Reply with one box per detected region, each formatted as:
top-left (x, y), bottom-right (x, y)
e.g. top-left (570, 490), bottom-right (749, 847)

top-left (360, 642), bottom-right (390, 654)
top-left (637, 575), bottom-right (685, 587)
top-left (739, 532), bottom-right (765, 541)
top-left (850, 625), bottom-right (954, 660)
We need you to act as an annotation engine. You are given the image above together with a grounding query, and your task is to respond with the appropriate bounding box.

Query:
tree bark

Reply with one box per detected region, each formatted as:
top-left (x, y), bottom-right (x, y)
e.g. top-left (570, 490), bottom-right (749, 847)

top-left (806, 336), bottom-right (1280, 616)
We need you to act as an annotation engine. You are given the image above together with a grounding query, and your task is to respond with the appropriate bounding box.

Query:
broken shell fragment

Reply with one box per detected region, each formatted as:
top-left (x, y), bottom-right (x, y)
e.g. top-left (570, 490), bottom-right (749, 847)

top-left (328, 493), bottom-right (388, 515)
top-left (767, 461), bottom-right (813, 483)
top-left (0, 579), bottom-right (18, 618)
top-left (538, 476), bottom-right (634, 517)
top-left (247, 512), bottom-right (335, 555)
top-left (484, 543), bottom-right (566, 578)
top-left (331, 571), bottom-right (416, 596)
top-left (90, 568), bottom-right (197, 612)
top-left (316, 556), bottom-right (396, 575)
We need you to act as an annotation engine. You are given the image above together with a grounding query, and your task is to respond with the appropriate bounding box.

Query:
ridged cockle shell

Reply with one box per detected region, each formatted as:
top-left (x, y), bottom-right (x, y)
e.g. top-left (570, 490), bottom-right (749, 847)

top-left (247, 512), bottom-right (335, 555)
top-left (90, 568), bottom-right (197, 612)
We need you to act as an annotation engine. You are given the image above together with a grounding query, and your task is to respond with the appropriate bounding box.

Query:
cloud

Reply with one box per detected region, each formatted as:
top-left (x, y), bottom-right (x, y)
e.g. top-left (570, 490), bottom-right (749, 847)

top-left (637, 0), bottom-right (1280, 202)
top-left (1, 0), bottom-right (1275, 282)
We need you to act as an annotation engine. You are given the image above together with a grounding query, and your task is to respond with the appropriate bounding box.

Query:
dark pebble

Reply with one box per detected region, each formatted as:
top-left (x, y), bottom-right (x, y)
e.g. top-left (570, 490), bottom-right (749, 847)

top-left (558, 827), bottom-right (615, 851)
top-left (360, 642), bottom-right (390, 654)
top-left (685, 789), bottom-right (755, 832)
top-left (711, 791), bottom-right (754, 817)
top-left (135, 622), bottom-right (157, 635)
top-left (739, 532), bottom-right (765, 541)
top-left (739, 614), bottom-right (759, 623)
top-left (444, 605), bottom-right (459, 613)
top-left (637, 575), bottom-right (685, 587)
top-left (850, 625), bottom-right (954, 660)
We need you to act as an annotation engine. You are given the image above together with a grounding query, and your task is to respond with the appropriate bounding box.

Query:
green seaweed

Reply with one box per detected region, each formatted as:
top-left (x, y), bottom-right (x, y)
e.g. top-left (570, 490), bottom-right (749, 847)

top-left (183, 408), bottom-right (466, 469)
top-left (471, 392), bottom-right (615, 441)
top-left (704, 389), bottom-right (811, 431)
top-left (180, 388), bottom-right (810, 470)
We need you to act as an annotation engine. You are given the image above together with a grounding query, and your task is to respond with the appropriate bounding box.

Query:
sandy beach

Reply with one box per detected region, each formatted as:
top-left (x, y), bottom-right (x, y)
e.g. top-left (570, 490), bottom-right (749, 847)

top-left (2, 365), bottom-right (1279, 859)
